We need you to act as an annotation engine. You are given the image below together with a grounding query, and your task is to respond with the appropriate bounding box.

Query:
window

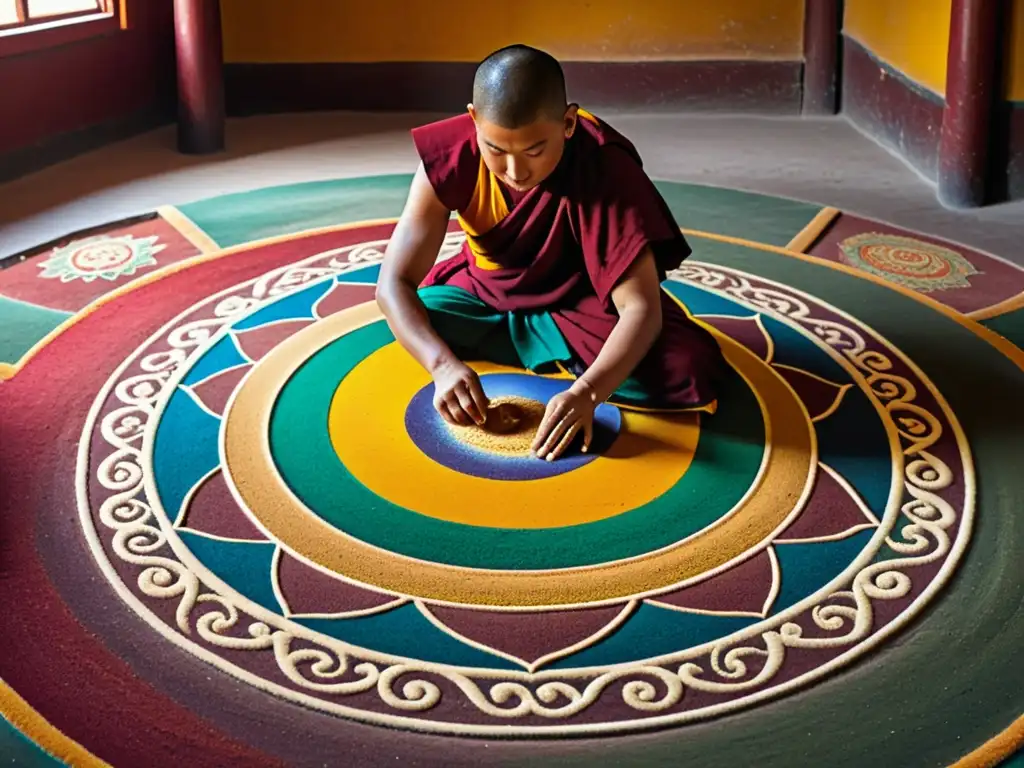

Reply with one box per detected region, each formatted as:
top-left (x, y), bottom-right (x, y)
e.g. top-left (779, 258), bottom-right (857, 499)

top-left (0, 0), bottom-right (112, 31)
top-left (0, 0), bottom-right (123, 57)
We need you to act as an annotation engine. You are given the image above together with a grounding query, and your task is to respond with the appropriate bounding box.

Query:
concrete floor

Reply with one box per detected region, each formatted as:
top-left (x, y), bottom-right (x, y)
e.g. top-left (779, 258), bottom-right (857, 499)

top-left (1, 111), bottom-right (1022, 264)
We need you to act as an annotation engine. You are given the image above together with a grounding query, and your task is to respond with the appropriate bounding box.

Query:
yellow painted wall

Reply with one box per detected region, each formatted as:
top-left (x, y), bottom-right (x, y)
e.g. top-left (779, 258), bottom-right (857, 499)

top-left (220, 0), bottom-right (805, 64)
top-left (844, 0), bottom-right (951, 95)
top-left (1008, 0), bottom-right (1024, 100)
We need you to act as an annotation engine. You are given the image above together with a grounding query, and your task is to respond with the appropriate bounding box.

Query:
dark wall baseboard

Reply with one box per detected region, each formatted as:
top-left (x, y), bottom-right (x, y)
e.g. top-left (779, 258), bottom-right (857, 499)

top-left (1005, 103), bottom-right (1024, 201)
top-left (842, 37), bottom-right (944, 182)
top-left (0, 106), bottom-right (173, 185)
top-left (224, 60), bottom-right (804, 117)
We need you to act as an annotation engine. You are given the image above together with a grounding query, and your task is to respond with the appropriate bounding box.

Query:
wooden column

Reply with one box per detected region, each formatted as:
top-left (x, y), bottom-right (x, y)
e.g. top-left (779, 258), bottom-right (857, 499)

top-left (937, 0), bottom-right (1002, 207)
top-left (802, 0), bottom-right (843, 115)
top-left (174, 0), bottom-right (225, 154)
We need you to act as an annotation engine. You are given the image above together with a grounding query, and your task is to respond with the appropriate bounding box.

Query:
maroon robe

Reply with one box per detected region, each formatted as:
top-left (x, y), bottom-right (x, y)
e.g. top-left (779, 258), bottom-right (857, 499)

top-left (411, 110), bottom-right (725, 408)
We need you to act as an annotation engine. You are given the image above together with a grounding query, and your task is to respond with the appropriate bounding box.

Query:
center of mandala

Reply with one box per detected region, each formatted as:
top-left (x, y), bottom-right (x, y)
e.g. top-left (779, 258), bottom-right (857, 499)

top-left (447, 396), bottom-right (545, 456)
top-left (402, 371), bottom-right (623, 483)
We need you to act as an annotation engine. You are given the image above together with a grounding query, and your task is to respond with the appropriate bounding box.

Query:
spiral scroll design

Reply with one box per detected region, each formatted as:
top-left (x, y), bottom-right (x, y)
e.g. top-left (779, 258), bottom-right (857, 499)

top-left (78, 248), bottom-right (970, 732)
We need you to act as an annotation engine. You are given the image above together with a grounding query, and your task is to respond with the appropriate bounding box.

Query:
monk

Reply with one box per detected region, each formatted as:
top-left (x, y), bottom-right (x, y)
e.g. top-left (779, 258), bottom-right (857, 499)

top-left (377, 44), bottom-right (726, 461)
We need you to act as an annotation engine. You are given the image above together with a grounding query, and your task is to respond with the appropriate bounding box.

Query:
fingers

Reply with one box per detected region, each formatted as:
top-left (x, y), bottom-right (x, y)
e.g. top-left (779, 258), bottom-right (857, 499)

top-left (544, 422), bottom-right (581, 462)
top-left (581, 420), bottom-right (594, 454)
top-left (535, 407), bottom-right (578, 460)
top-left (531, 397), bottom-right (569, 453)
top-left (435, 398), bottom-right (458, 426)
top-left (445, 390), bottom-right (475, 425)
top-left (535, 419), bottom-right (569, 459)
top-left (467, 374), bottom-right (490, 425)
top-left (433, 366), bottom-right (488, 427)
top-left (456, 374), bottom-right (489, 426)
top-left (436, 391), bottom-right (472, 426)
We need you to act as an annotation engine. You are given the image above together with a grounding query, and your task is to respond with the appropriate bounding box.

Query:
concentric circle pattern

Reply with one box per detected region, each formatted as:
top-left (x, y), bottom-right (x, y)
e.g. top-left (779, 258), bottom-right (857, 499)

top-left (78, 225), bottom-right (974, 737)
top-left (402, 372), bottom-right (622, 481)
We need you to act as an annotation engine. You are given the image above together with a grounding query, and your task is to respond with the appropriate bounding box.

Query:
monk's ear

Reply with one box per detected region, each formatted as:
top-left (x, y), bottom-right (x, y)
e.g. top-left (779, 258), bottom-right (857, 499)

top-left (467, 103), bottom-right (477, 122)
top-left (564, 104), bottom-right (579, 138)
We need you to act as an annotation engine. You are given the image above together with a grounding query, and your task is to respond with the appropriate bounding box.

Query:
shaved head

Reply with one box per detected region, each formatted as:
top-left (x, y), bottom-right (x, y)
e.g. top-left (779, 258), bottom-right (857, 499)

top-left (472, 45), bottom-right (568, 129)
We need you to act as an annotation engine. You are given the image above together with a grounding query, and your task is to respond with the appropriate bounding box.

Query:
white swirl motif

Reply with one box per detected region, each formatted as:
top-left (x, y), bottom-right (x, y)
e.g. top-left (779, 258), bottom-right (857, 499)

top-left (664, 264), bottom-right (960, 696)
top-left (79, 251), bottom-right (970, 733)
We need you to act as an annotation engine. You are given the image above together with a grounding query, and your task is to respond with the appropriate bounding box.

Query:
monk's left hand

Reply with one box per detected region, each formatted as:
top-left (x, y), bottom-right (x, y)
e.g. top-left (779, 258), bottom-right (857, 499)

top-left (532, 382), bottom-right (597, 461)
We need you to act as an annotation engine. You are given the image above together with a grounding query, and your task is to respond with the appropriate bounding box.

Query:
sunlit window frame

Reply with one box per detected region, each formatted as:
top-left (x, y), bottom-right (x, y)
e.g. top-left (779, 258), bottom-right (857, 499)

top-left (0, 0), bottom-right (127, 58)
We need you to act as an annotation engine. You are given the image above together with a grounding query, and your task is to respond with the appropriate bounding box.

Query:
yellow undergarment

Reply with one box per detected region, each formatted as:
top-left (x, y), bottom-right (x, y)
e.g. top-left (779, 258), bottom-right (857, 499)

top-left (457, 108), bottom-right (601, 270)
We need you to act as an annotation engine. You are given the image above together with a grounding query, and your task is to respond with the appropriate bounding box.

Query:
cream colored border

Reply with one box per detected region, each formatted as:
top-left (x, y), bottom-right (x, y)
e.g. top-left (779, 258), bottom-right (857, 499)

top-left (156, 205), bottom-right (221, 254)
top-left (786, 206), bottom-right (840, 253)
top-left (968, 290), bottom-right (1024, 321)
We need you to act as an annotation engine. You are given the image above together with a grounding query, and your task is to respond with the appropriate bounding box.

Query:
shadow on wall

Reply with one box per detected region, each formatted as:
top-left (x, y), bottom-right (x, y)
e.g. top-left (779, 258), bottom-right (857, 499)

top-left (841, 0), bottom-right (1024, 203)
top-left (218, 0), bottom-right (808, 115)
top-left (0, 0), bottom-right (177, 183)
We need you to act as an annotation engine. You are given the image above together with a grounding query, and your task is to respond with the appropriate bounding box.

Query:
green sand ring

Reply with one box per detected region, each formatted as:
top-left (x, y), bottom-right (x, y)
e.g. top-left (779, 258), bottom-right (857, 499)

top-left (145, 263), bottom-right (897, 668)
top-left (79, 231), bottom-right (971, 736)
top-left (269, 321), bottom-right (765, 570)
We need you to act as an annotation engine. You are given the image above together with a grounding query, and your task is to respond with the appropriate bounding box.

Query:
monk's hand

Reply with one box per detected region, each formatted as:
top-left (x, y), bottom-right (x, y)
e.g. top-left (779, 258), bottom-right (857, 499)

top-left (432, 359), bottom-right (489, 426)
top-left (532, 381), bottom-right (597, 461)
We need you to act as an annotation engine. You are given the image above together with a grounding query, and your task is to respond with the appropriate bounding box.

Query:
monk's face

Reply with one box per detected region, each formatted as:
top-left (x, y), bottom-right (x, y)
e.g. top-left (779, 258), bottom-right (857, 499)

top-left (469, 105), bottom-right (578, 193)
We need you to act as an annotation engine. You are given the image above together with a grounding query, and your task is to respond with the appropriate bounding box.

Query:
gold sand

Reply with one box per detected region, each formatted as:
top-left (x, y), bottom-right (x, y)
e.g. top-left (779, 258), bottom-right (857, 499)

top-left (446, 396), bottom-right (546, 456)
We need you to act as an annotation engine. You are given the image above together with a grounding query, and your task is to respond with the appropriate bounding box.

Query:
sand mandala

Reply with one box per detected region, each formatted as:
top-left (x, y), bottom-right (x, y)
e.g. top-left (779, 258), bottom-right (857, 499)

top-left (77, 226), bottom-right (973, 737)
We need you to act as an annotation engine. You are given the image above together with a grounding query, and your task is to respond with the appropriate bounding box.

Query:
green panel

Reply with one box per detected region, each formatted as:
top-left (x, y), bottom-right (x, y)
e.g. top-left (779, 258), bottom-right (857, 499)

top-left (175, 175), bottom-right (822, 251)
top-left (177, 175), bottom-right (416, 247)
top-left (0, 295), bottom-right (71, 366)
top-left (981, 307), bottom-right (1024, 350)
top-left (653, 180), bottom-right (823, 247)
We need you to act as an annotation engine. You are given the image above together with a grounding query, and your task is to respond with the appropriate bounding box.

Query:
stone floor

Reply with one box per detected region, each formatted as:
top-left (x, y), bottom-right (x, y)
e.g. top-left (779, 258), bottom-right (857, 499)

top-left (1, 111), bottom-right (1022, 264)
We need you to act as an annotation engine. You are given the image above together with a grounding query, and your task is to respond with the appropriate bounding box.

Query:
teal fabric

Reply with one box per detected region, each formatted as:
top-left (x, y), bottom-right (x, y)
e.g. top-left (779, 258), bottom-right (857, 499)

top-left (418, 284), bottom-right (666, 407)
top-left (419, 285), bottom-right (570, 371)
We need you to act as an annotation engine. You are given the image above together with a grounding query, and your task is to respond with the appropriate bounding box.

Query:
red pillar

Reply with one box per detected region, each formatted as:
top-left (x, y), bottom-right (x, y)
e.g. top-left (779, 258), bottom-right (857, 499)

top-left (802, 0), bottom-right (843, 115)
top-left (937, 0), bottom-right (1002, 208)
top-left (174, 0), bottom-right (225, 154)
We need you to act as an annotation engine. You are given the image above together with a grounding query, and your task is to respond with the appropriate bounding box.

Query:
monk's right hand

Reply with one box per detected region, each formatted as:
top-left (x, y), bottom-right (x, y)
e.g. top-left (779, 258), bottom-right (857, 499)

top-left (432, 359), bottom-right (489, 427)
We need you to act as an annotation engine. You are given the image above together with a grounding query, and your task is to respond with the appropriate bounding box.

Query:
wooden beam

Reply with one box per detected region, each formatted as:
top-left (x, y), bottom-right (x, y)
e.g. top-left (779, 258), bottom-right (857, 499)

top-left (802, 0), bottom-right (843, 115)
top-left (173, 0), bottom-right (225, 155)
top-left (937, 0), bottom-right (1003, 207)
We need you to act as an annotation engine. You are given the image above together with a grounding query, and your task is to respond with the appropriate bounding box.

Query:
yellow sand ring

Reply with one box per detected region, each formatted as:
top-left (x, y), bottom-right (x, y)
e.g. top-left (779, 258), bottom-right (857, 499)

top-left (223, 303), bottom-right (816, 606)
top-left (329, 344), bottom-right (700, 529)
